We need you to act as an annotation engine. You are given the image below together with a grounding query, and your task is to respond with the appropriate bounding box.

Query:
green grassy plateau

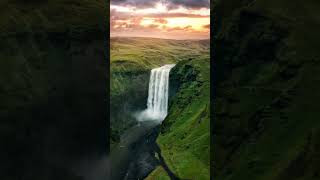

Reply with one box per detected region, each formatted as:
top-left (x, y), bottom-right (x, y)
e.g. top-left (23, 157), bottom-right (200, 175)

top-left (111, 37), bottom-right (209, 96)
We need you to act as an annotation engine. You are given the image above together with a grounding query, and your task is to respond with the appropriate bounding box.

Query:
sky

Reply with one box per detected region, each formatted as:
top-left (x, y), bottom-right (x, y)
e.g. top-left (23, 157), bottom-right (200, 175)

top-left (110, 0), bottom-right (210, 39)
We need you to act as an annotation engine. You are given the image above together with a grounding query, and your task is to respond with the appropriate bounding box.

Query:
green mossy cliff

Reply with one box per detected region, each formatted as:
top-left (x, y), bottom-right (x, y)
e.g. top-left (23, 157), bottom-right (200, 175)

top-left (0, 1), bottom-right (108, 179)
top-left (213, 0), bottom-right (320, 179)
top-left (147, 56), bottom-right (210, 180)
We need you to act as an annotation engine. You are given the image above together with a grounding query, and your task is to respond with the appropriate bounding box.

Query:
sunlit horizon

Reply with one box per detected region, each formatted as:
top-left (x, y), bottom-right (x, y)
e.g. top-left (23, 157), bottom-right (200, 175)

top-left (110, 1), bottom-right (210, 39)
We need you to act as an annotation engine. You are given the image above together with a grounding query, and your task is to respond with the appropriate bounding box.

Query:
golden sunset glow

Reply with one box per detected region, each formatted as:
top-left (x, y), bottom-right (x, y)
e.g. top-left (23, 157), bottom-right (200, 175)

top-left (138, 17), bottom-right (209, 32)
top-left (165, 17), bottom-right (209, 31)
top-left (110, 0), bottom-right (210, 39)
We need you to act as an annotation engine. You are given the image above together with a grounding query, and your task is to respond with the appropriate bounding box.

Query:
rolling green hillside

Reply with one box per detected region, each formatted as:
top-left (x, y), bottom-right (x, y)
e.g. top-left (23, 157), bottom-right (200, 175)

top-left (213, 0), bottom-right (320, 179)
top-left (111, 37), bottom-right (209, 95)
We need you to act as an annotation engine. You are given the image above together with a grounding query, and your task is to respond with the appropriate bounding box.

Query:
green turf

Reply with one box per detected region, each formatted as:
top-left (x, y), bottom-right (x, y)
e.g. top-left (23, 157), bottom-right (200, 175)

top-left (145, 166), bottom-right (171, 180)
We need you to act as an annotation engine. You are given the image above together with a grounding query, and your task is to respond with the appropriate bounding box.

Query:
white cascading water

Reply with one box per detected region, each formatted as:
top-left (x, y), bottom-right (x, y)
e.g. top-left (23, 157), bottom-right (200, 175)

top-left (136, 64), bottom-right (175, 122)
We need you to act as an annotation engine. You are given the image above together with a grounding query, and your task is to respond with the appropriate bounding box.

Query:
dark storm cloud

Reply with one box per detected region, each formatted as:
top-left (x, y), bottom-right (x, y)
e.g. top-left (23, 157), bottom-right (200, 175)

top-left (111, 8), bottom-right (208, 19)
top-left (111, 0), bottom-right (158, 8)
top-left (148, 13), bottom-right (208, 18)
top-left (111, 0), bottom-right (210, 9)
top-left (166, 0), bottom-right (210, 9)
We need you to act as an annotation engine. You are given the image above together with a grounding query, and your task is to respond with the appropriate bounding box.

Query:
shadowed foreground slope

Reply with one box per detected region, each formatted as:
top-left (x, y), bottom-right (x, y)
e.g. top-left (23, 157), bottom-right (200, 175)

top-left (213, 0), bottom-right (320, 179)
top-left (0, 1), bottom-right (108, 179)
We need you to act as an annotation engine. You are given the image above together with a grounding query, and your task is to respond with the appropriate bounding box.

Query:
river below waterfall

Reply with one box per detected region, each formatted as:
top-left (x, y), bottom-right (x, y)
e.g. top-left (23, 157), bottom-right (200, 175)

top-left (109, 121), bottom-right (160, 179)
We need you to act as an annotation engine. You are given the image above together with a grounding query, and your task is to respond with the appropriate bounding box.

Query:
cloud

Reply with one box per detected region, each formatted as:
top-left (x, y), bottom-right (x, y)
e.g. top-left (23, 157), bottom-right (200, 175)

top-left (111, 0), bottom-right (210, 9)
top-left (154, 18), bottom-right (168, 24)
top-left (110, 0), bottom-right (210, 39)
top-left (148, 24), bottom-right (160, 28)
top-left (111, 9), bottom-right (209, 19)
top-left (165, 25), bottom-right (193, 32)
top-left (166, 0), bottom-right (210, 9)
top-left (202, 24), bottom-right (210, 29)
top-left (146, 13), bottom-right (209, 18)
top-left (110, 8), bottom-right (209, 28)
top-left (111, 0), bottom-right (158, 8)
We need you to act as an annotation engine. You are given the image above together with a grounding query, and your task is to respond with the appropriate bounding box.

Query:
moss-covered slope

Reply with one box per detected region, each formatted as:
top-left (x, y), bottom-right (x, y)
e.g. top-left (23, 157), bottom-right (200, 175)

top-left (147, 56), bottom-right (210, 179)
top-left (213, 0), bottom-right (320, 179)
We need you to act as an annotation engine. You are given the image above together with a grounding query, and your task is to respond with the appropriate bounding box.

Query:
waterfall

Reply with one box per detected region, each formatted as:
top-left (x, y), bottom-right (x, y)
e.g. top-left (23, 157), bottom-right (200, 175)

top-left (136, 64), bottom-right (175, 122)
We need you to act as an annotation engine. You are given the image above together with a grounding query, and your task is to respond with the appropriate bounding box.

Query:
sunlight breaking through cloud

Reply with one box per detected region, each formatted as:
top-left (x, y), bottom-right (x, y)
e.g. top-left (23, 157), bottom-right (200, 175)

top-left (110, 0), bottom-right (210, 39)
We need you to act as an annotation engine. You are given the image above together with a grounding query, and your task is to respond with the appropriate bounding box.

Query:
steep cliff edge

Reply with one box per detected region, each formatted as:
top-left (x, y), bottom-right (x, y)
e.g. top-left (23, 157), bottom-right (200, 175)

top-left (147, 56), bottom-right (210, 179)
top-left (0, 1), bottom-right (108, 179)
top-left (213, 0), bottom-right (320, 179)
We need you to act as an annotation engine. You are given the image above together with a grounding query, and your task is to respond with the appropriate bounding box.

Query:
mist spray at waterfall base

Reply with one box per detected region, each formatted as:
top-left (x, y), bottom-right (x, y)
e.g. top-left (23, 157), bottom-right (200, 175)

top-left (135, 64), bottom-right (175, 123)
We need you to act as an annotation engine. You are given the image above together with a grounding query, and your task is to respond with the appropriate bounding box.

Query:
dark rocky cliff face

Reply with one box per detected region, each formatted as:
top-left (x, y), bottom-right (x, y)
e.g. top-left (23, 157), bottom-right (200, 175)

top-left (0, 1), bottom-right (108, 179)
top-left (110, 67), bottom-right (150, 147)
top-left (168, 60), bottom-right (198, 102)
top-left (213, 0), bottom-right (320, 179)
